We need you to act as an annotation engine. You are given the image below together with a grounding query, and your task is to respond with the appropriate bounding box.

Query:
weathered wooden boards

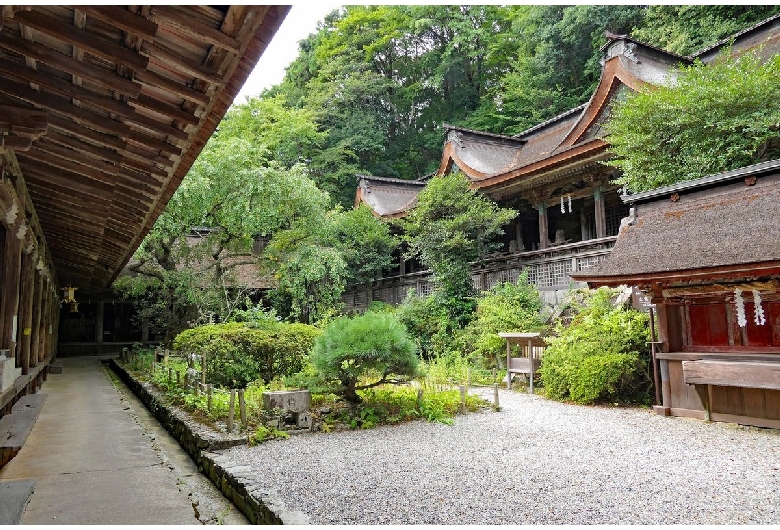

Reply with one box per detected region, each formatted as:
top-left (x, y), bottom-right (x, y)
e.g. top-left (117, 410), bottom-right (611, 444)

top-left (0, 393), bottom-right (47, 468)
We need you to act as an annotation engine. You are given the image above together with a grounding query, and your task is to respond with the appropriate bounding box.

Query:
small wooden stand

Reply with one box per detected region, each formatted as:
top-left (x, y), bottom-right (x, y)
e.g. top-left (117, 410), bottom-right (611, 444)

top-left (498, 332), bottom-right (546, 393)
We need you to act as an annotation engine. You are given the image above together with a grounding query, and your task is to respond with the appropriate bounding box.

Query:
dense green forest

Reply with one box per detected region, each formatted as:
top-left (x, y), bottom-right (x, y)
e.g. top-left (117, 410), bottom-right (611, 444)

top-left (262, 5), bottom-right (780, 206)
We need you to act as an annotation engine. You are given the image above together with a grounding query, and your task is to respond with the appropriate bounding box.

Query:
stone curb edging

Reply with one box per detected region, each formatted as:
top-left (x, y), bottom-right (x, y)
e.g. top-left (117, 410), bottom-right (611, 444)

top-left (106, 359), bottom-right (310, 525)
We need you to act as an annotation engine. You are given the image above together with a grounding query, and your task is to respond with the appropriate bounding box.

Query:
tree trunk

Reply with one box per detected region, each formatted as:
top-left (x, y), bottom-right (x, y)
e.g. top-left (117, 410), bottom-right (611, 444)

top-left (342, 380), bottom-right (362, 404)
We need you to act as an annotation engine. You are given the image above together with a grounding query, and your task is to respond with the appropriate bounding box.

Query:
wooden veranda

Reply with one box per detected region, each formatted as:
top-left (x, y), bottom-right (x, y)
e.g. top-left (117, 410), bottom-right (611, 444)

top-left (0, 5), bottom-right (290, 412)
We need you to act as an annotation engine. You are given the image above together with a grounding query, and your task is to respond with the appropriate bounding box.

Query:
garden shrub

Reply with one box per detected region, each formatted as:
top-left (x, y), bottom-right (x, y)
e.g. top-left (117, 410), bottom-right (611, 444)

top-left (394, 290), bottom-right (452, 359)
top-left (308, 311), bottom-right (419, 403)
top-left (458, 273), bottom-right (545, 367)
top-left (173, 321), bottom-right (319, 388)
top-left (541, 287), bottom-right (651, 404)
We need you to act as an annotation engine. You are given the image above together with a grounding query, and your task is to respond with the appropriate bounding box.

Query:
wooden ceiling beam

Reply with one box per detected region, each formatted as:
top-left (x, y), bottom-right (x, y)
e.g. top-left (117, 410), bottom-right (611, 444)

top-left (127, 130), bottom-right (183, 157)
top-left (114, 176), bottom-right (159, 200)
top-left (0, 79), bottom-right (131, 138)
top-left (151, 6), bottom-right (241, 54)
top-left (132, 93), bottom-right (199, 126)
top-left (0, 136), bottom-right (32, 151)
top-left (0, 31), bottom-right (142, 97)
top-left (20, 158), bottom-right (116, 199)
top-left (121, 146), bottom-right (173, 170)
top-left (45, 129), bottom-right (124, 165)
top-left (32, 199), bottom-right (109, 227)
top-left (116, 165), bottom-right (165, 189)
top-left (49, 114), bottom-right (126, 151)
top-left (79, 6), bottom-right (159, 43)
top-left (0, 57), bottom-right (137, 120)
top-left (27, 146), bottom-right (118, 185)
top-left (135, 68), bottom-right (210, 106)
top-left (35, 140), bottom-right (119, 177)
top-left (113, 183), bottom-right (153, 205)
top-left (141, 41), bottom-right (223, 85)
top-left (46, 127), bottom-right (170, 183)
top-left (14, 10), bottom-right (150, 71)
top-left (125, 111), bottom-right (190, 142)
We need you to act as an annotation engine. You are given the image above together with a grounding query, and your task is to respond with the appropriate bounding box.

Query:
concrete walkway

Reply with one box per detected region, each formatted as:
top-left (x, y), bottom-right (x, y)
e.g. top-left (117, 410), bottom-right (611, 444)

top-left (0, 356), bottom-right (247, 525)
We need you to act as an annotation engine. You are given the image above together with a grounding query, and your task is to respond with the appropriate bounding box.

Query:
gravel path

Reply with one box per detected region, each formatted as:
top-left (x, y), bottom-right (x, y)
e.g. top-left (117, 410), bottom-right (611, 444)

top-left (219, 389), bottom-right (780, 524)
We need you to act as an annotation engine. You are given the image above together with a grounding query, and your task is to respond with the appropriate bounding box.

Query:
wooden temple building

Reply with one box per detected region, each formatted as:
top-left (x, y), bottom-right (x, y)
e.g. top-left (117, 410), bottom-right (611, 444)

top-left (572, 160), bottom-right (780, 429)
top-left (0, 5), bottom-right (290, 412)
top-left (348, 14), bottom-right (780, 312)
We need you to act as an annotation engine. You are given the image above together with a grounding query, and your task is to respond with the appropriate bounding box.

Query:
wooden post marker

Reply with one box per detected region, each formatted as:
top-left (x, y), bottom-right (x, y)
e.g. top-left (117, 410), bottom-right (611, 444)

top-left (176, 370), bottom-right (181, 387)
top-left (227, 389), bottom-right (236, 433)
top-left (416, 388), bottom-right (423, 411)
top-left (493, 383), bottom-right (500, 410)
top-left (238, 389), bottom-right (246, 426)
top-left (168, 367), bottom-right (173, 383)
top-left (459, 385), bottom-right (466, 413)
top-left (207, 384), bottom-right (213, 412)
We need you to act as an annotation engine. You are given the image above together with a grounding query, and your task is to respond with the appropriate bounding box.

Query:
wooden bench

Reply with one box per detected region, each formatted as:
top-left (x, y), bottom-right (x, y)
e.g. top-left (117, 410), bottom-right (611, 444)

top-left (0, 480), bottom-right (36, 524)
top-left (0, 393), bottom-right (47, 468)
top-left (682, 359), bottom-right (780, 421)
top-left (498, 332), bottom-right (546, 393)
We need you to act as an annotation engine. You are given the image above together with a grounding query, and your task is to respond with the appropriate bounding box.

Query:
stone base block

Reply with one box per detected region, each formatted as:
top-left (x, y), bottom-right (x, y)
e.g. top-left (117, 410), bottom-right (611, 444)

top-left (262, 390), bottom-right (311, 413)
top-left (0, 357), bottom-right (21, 392)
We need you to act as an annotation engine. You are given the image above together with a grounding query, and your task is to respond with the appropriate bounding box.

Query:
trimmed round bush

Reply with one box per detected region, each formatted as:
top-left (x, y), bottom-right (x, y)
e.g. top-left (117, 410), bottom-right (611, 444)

top-left (173, 322), bottom-right (319, 388)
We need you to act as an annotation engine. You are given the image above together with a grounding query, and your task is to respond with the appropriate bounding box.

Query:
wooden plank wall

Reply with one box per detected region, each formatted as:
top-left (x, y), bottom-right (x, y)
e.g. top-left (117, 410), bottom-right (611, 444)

top-left (667, 297), bottom-right (780, 425)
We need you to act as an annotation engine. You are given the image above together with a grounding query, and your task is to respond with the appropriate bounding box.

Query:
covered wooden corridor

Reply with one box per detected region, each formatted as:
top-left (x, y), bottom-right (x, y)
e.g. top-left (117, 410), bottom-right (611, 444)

top-left (0, 5), bottom-right (289, 416)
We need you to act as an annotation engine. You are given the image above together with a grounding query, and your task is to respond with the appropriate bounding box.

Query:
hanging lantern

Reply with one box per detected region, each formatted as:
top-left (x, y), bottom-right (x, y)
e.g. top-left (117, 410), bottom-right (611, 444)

top-left (568, 194), bottom-right (572, 213)
top-left (62, 284), bottom-right (78, 304)
top-left (69, 301), bottom-right (79, 313)
top-left (560, 196), bottom-right (565, 214)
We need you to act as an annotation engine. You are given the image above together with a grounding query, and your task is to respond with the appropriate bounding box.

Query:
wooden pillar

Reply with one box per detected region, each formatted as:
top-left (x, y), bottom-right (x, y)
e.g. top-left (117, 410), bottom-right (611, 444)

top-left (95, 299), bottom-right (104, 355)
top-left (18, 248), bottom-right (35, 375)
top-left (514, 217), bottom-right (524, 251)
top-left (28, 267), bottom-right (43, 368)
top-left (580, 205), bottom-right (588, 241)
top-left (141, 318), bottom-right (149, 343)
top-left (1, 222), bottom-right (22, 358)
top-left (537, 201), bottom-right (548, 250)
top-left (594, 186), bottom-right (606, 239)
top-left (398, 254), bottom-right (405, 276)
top-left (37, 276), bottom-right (50, 362)
top-left (51, 297), bottom-right (60, 358)
top-left (653, 301), bottom-right (683, 416)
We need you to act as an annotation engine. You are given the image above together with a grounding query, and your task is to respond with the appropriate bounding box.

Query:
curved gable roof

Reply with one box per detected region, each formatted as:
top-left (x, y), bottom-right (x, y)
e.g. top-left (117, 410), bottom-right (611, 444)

top-left (355, 174), bottom-right (426, 218)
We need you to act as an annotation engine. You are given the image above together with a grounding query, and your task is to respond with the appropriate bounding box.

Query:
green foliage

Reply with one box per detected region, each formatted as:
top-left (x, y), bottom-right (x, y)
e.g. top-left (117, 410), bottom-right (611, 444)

top-left (330, 205), bottom-right (398, 285)
top-left (631, 6), bottom-right (780, 56)
top-left (266, 204), bottom-right (398, 324)
top-left (402, 171), bottom-right (516, 324)
top-left (394, 290), bottom-right (453, 359)
top-left (459, 273), bottom-right (544, 367)
top-left (606, 52), bottom-right (780, 193)
top-left (248, 425), bottom-right (290, 446)
top-left (173, 322), bottom-right (319, 388)
top-left (541, 288), bottom-right (652, 405)
top-left (308, 312), bottom-right (419, 403)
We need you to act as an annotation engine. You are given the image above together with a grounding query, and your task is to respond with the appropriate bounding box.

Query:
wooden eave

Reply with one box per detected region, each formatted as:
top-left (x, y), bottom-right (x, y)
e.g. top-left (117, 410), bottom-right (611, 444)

top-left (474, 139), bottom-right (610, 192)
top-left (0, 5), bottom-right (290, 295)
top-left (571, 261), bottom-right (780, 290)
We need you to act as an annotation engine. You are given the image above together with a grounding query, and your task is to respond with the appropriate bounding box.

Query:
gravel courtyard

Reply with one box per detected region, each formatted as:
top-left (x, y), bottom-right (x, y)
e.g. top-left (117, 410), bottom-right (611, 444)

top-left (219, 389), bottom-right (780, 525)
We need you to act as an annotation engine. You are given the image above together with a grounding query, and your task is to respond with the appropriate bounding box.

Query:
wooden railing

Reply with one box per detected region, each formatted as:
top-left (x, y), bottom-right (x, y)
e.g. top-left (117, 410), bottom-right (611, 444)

top-left (343, 237), bottom-right (617, 310)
